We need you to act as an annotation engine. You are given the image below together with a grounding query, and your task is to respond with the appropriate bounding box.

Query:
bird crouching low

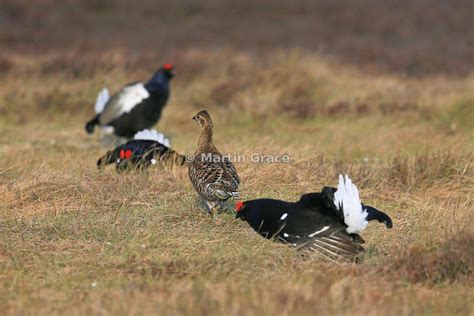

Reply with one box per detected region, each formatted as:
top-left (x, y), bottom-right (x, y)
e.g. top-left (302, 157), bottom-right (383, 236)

top-left (188, 110), bottom-right (240, 216)
top-left (236, 175), bottom-right (393, 262)
top-left (85, 64), bottom-right (174, 139)
top-left (97, 129), bottom-right (186, 172)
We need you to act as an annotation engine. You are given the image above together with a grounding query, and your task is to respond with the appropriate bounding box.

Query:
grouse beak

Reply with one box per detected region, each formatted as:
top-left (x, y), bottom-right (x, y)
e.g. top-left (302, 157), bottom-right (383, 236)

top-left (192, 115), bottom-right (200, 127)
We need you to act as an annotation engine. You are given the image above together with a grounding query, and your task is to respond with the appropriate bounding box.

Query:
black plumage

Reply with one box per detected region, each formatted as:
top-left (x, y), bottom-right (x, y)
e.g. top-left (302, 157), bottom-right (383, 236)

top-left (85, 64), bottom-right (174, 138)
top-left (236, 175), bottom-right (393, 261)
top-left (97, 139), bottom-right (186, 172)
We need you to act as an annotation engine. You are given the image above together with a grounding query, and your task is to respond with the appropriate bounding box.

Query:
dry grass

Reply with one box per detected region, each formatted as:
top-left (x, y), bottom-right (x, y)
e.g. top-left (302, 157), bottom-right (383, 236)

top-left (1, 1), bottom-right (474, 315)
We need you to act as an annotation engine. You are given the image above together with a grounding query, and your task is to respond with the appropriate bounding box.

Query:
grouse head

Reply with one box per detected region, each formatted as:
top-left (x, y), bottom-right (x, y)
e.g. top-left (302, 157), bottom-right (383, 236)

top-left (234, 199), bottom-right (283, 235)
top-left (235, 201), bottom-right (246, 217)
top-left (162, 63), bottom-right (175, 79)
top-left (192, 110), bottom-right (213, 129)
top-left (235, 200), bottom-right (261, 223)
top-left (145, 64), bottom-right (174, 92)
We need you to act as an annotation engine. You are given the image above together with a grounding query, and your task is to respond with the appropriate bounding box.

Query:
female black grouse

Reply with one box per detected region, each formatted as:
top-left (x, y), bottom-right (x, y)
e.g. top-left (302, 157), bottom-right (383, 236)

top-left (97, 129), bottom-right (186, 172)
top-left (236, 175), bottom-right (393, 261)
top-left (188, 110), bottom-right (240, 215)
top-left (85, 64), bottom-right (174, 138)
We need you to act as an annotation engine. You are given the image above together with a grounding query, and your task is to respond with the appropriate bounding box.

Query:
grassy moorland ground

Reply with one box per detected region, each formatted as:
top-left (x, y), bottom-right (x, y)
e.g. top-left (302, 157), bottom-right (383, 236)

top-left (0, 1), bottom-right (473, 315)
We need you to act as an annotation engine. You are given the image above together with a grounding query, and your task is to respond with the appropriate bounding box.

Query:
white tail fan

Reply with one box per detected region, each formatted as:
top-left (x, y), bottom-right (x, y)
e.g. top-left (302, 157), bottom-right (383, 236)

top-left (134, 129), bottom-right (170, 147)
top-left (95, 88), bottom-right (110, 114)
top-left (333, 175), bottom-right (368, 234)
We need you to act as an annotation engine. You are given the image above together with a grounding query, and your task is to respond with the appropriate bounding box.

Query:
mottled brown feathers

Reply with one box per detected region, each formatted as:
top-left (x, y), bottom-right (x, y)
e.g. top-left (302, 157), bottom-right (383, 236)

top-left (188, 110), bottom-right (240, 209)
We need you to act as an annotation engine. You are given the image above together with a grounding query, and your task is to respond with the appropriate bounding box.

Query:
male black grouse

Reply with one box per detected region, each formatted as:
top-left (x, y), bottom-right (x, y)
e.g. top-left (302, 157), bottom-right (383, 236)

top-left (236, 175), bottom-right (393, 261)
top-left (97, 129), bottom-right (186, 172)
top-left (85, 64), bottom-right (174, 138)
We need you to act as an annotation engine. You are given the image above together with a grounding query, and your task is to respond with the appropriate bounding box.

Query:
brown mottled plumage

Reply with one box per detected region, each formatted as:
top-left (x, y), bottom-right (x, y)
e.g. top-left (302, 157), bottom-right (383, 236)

top-left (188, 110), bottom-right (240, 215)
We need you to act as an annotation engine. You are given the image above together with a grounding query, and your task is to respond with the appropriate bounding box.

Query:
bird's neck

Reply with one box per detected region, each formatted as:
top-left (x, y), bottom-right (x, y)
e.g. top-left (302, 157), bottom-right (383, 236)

top-left (196, 126), bottom-right (216, 153)
top-left (145, 72), bottom-right (168, 93)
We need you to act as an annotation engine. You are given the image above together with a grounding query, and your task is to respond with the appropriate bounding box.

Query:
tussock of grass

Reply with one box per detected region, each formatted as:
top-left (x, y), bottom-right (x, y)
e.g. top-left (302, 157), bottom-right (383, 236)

top-left (387, 152), bottom-right (473, 191)
top-left (387, 234), bottom-right (473, 284)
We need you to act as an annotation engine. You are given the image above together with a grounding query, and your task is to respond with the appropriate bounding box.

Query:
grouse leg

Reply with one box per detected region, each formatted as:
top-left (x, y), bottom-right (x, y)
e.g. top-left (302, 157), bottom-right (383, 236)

top-left (205, 201), bottom-right (219, 216)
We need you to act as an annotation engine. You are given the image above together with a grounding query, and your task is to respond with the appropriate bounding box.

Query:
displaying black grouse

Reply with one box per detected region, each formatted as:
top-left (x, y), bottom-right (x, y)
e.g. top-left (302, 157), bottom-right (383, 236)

top-left (236, 175), bottom-right (393, 261)
top-left (85, 64), bottom-right (174, 138)
top-left (97, 129), bottom-right (186, 172)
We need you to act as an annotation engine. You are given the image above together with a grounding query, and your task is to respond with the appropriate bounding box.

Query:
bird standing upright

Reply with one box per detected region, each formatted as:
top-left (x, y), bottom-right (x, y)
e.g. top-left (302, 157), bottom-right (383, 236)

top-left (85, 64), bottom-right (174, 139)
top-left (236, 175), bottom-right (393, 262)
top-left (188, 110), bottom-right (240, 215)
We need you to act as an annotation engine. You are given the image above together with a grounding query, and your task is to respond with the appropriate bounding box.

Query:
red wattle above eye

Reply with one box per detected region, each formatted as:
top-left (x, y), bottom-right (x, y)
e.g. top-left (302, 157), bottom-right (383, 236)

top-left (119, 149), bottom-right (125, 159)
top-left (235, 201), bottom-right (244, 212)
top-left (125, 150), bottom-right (132, 159)
top-left (163, 63), bottom-right (174, 70)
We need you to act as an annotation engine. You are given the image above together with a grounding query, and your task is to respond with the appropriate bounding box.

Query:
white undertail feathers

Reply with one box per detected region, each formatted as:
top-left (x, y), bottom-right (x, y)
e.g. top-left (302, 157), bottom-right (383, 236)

top-left (333, 174), bottom-right (368, 234)
top-left (94, 88), bottom-right (110, 114)
top-left (134, 129), bottom-right (170, 147)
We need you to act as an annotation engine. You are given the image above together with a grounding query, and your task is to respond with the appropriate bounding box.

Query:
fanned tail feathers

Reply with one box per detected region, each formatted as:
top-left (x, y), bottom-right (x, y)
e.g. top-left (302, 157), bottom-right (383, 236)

top-left (333, 175), bottom-right (368, 234)
top-left (134, 129), bottom-right (170, 147)
top-left (95, 88), bottom-right (110, 114)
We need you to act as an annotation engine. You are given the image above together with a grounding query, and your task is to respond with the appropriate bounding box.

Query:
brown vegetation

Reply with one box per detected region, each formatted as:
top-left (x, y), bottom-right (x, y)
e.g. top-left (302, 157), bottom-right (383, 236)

top-left (0, 0), bottom-right (473, 314)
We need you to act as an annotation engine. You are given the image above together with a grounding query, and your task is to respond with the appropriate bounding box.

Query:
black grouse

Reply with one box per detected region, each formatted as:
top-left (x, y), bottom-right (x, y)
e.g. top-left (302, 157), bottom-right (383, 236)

top-left (188, 110), bottom-right (240, 215)
top-left (236, 175), bottom-right (393, 261)
top-left (97, 129), bottom-right (186, 172)
top-left (85, 64), bottom-right (174, 138)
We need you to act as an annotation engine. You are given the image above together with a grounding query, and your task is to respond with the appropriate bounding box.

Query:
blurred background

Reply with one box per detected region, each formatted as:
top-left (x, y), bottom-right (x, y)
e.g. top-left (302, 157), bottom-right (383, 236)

top-left (1, 1), bottom-right (473, 141)
top-left (1, 0), bottom-right (473, 75)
